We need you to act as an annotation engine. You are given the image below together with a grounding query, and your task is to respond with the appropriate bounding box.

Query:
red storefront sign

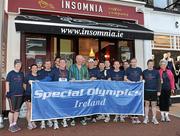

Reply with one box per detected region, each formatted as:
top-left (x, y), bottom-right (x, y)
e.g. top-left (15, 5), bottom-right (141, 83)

top-left (8, 0), bottom-right (144, 24)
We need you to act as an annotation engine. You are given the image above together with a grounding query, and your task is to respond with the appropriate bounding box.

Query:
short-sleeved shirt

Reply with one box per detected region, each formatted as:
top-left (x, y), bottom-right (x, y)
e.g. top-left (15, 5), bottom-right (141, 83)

top-left (143, 69), bottom-right (161, 92)
top-left (24, 73), bottom-right (41, 96)
top-left (125, 67), bottom-right (142, 82)
top-left (107, 69), bottom-right (125, 81)
top-left (88, 68), bottom-right (99, 78)
top-left (50, 68), bottom-right (69, 81)
top-left (97, 70), bottom-right (107, 80)
top-left (6, 70), bottom-right (24, 96)
top-left (38, 69), bottom-right (52, 80)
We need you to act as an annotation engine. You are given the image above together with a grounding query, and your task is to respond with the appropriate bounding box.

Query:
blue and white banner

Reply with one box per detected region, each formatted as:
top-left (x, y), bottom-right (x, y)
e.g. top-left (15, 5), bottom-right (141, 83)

top-left (31, 80), bottom-right (144, 121)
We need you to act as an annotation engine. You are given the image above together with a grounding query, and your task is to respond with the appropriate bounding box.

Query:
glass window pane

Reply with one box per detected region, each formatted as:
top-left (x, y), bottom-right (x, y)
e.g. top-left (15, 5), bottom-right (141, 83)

top-left (79, 38), bottom-right (98, 58)
top-left (154, 35), bottom-right (171, 48)
top-left (59, 39), bottom-right (74, 68)
top-left (26, 37), bottom-right (47, 71)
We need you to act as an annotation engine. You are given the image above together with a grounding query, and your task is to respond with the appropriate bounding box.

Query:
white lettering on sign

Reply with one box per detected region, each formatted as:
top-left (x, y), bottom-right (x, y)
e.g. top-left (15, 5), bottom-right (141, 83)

top-left (61, 0), bottom-right (103, 13)
top-left (34, 88), bottom-right (142, 100)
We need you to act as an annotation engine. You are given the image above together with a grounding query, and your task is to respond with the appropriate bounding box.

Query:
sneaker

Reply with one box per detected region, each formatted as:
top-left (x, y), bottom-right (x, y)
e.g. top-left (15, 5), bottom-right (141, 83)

top-left (161, 116), bottom-right (165, 122)
top-left (152, 118), bottom-right (159, 125)
top-left (80, 120), bottom-right (87, 126)
top-left (40, 121), bottom-right (46, 129)
top-left (96, 115), bottom-right (105, 120)
top-left (136, 118), bottom-right (141, 124)
top-left (143, 117), bottom-right (149, 124)
top-left (91, 118), bottom-right (97, 123)
top-left (132, 118), bottom-right (136, 124)
top-left (47, 120), bottom-right (53, 128)
top-left (8, 125), bottom-right (18, 133)
top-left (165, 115), bottom-right (171, 122)
top-left (120, 116), bottom-right (125, 123)
top-left (70, 120), bottom-right (76, 127)
top-left (27, 123), bottom-right (34, 130)
top-left (113, 115), bottom-right (119, 122)
top-left (85, 117), bottom-right (92, 121)
top-left (53, 122), bottom-right (59, 130)
top-left (13, 124), bottom-right (21, 131)
top-left (31, 122), bottom-right (37, 129)
top-left (104, 116), bottom-right (110, 123)
top-left (61, 119), bottom-right (68, 128)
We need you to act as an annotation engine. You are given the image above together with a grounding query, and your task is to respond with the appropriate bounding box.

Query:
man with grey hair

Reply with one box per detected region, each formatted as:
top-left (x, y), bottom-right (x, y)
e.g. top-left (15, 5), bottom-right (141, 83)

top-left (69, 55), bottom-right (89, 126)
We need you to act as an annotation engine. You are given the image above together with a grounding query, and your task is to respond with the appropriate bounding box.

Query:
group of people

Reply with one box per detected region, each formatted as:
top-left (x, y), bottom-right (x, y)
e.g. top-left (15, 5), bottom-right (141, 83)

top-left (6, 54), bottom-right (175, 133)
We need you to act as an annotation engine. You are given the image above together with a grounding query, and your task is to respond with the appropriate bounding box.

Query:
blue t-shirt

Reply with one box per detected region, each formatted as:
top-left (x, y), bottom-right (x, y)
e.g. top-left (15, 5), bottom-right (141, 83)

top-left (6, 70), bottom-right (24, 96)
top-left (97, 70), bottom-right (107, 80)
top-left (143, 69), bottom-right (161, 91)
top-left (88, 68), bottom-right (99, 78)
top-left (125, 67), bottom-right (142, 82)
top-left (24, 73), bottom-right (41, 96)
top-left (50, 68), bottom-right (69, 81)
top-left (38, 69), bottom-right (52, 81)
top-left (107, 69), bottom-right (125, 81)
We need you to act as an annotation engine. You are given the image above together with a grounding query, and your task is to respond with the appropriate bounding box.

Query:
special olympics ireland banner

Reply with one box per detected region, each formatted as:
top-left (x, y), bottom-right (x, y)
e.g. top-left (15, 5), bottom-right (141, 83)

top-left (31, 80), bottom-right (144, 121)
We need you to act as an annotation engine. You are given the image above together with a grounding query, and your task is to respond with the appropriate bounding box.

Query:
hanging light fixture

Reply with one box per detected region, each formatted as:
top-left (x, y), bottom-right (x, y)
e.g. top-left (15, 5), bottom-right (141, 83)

top-left (89, 48), bottom-right (95, 57)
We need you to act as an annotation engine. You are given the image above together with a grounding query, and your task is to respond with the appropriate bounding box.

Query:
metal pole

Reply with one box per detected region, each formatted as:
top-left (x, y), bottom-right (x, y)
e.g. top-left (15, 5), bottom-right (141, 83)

top-left (0, 0), bottom-right (5, 129)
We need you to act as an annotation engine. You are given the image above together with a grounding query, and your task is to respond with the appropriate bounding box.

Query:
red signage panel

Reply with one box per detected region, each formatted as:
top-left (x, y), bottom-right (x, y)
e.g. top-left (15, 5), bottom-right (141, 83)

top-left (8, 0), bottom-right (144, 24)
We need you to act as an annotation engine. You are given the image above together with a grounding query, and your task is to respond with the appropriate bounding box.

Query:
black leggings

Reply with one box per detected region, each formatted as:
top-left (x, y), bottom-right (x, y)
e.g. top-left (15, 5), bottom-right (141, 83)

top-left (8, 95), bottom-right (23, 113)
top-left (159, 90), bottom-right (171, 112)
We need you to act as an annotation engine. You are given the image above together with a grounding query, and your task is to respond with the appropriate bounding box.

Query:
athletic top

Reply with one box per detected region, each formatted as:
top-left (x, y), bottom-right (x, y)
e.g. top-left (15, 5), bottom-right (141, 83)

top-left (50, 68), bottom-right (69, 81)
top-left (125, 67), bottom-right (142, 82)
top-left (97, 70), bottom-right (107, 80)
top-left (88, 68), bottom-right (99, 78)
top-left (143, 69), bottom-right (161, 92)
top-left (38, 69), bottom-right (52, 80)
top-left (24, 73), bottom-right (41, 96)
top-left (6, 70), bottom-right (24, 96)
top-left (107, 69), bottom-right (125, 81)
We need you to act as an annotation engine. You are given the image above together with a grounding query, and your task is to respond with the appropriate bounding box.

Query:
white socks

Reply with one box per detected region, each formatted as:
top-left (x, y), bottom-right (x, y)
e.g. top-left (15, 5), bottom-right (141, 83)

top-left (161, 112), bottom-right (165, 117)
top-left (9, 122), bottom-right (16, 127)
top-left (165, 112), bottom-right (169, 117)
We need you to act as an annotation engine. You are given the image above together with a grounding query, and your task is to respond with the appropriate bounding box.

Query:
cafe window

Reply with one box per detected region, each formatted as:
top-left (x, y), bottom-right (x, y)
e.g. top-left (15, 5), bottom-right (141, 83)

top-left (79, 38), bottom-right (99, 59)
top-left (25, 37), bottom-right (47, 71)
top-left (59, 39), bottom-right (74, 68)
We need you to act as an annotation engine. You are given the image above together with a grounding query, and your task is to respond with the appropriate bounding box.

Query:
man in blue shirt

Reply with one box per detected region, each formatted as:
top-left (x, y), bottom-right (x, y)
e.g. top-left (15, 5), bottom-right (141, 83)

top-left (51, 58), bottom-right (69, 82)
top-left (88, 58), bottom-right (99, 80)
top-left (107, 61), bottom-right (125, 81)
top-left (38, 60), bottom-right (52, 81)
top-left (124, 58), bottom-right (143, 82)
top-left (97, 61), bottom-right (107, 80)
top-left (143, 59), bottom-right (161, 125)
top-left (124, 58), bottom-right (143, 124)
top-left (107, 61), bottom-right (126, 123)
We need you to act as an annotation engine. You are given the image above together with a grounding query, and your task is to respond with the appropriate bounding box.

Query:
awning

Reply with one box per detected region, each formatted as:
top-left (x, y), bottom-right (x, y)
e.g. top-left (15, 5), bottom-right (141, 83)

top-left (15, 13), bottom-right (154, 40)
